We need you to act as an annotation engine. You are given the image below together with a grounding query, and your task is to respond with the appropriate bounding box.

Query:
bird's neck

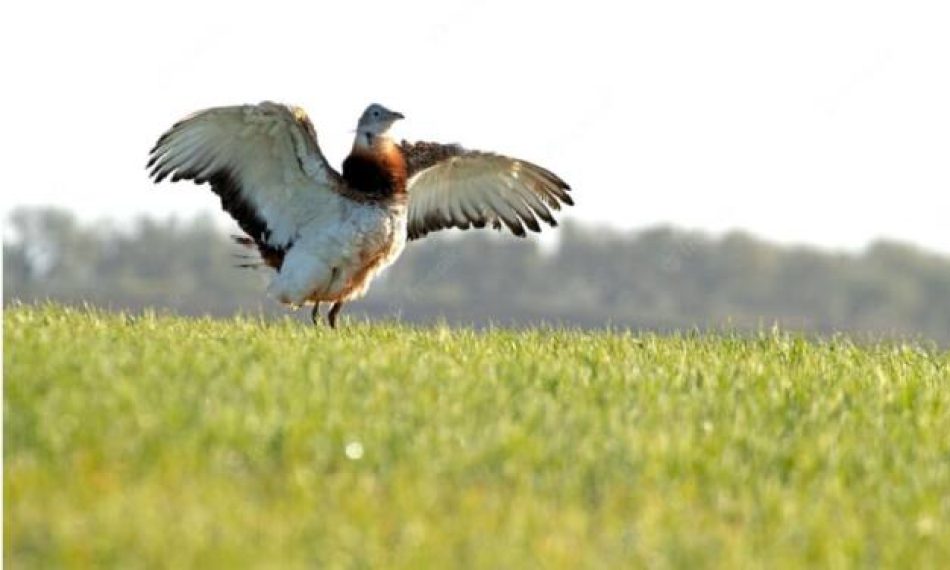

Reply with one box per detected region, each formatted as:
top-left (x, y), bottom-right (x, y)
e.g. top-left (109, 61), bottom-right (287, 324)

top-left (352, 129), bottom-right (394, 153)
top-left (343, 134), bottom-right (407, 197)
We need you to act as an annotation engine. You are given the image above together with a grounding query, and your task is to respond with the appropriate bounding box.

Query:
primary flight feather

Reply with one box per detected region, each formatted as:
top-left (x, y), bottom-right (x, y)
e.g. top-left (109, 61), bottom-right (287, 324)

top-left (147, 102), bottom-right (573, 327)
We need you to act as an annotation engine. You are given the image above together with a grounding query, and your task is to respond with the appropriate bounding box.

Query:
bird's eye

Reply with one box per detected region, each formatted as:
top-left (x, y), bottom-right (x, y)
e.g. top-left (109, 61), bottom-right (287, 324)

top-left (372, 110), bottom-right (380, 117)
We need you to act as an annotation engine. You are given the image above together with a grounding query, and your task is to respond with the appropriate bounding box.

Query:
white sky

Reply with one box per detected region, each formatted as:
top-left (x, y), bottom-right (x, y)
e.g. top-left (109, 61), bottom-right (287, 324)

top-left (2, 0), bottom-right (948, 253)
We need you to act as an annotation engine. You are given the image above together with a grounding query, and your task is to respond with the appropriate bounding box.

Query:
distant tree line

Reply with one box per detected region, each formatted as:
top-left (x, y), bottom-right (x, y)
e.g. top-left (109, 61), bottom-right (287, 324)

top-left (5, 207), bottom-right (950, 342)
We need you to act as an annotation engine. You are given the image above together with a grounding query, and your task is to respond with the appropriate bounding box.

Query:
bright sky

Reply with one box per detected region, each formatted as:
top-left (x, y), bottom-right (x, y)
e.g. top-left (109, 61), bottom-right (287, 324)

top-left (2, 0), bottom-right (948, 253)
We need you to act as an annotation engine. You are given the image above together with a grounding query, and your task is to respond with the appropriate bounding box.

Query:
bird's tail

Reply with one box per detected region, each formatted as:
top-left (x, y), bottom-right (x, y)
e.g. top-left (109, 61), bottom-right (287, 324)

top-left (231, 235), bottom-right (284, 270)
top-left (232, 235), bottom-right (255, 247)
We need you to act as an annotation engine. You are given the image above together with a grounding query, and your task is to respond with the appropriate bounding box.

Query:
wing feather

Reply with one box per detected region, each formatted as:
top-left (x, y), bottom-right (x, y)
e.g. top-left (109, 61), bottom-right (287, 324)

top-left (400, 141), bottom-right (572, 240)
top-left (147, 102), bottom-right (343, 257)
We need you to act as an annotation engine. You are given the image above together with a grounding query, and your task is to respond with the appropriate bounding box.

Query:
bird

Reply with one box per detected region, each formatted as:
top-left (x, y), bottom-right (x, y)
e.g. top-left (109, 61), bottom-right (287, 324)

top-left (146, 102), bottom-right (573, 328)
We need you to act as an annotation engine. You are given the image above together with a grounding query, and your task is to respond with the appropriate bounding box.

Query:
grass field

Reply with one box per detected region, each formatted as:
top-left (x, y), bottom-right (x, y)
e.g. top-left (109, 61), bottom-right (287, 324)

top-left (5, 304), bottom-right (950, 568)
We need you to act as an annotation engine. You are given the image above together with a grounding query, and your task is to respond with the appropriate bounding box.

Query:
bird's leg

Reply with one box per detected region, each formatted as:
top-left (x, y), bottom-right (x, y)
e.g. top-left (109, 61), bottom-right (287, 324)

top-left (310, 302), bottom-right (322, 326)
top-left (327, 302), bottom-right (344, 329)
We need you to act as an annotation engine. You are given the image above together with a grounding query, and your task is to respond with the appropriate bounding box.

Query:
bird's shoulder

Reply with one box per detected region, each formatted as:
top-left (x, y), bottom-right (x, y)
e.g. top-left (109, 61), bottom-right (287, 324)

top-left (398, 140), bottom-right (468, 178)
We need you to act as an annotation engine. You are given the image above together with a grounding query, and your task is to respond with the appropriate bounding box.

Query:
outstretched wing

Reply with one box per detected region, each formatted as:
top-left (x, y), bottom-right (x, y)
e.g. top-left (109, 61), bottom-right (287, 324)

top-left (147, 102), bottom-right (343, 258)
top-left (400, 141), bottom-right (573, 240)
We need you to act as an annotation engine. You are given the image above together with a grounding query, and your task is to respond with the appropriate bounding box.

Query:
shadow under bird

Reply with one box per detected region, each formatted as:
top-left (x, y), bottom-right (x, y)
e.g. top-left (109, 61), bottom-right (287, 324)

top-left (147, 102), bottom-right (573, 327)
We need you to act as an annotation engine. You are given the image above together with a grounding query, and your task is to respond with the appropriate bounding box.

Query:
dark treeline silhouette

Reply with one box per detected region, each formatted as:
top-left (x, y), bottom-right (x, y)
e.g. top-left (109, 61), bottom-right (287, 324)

top-left (5, 207), bottom-right (950, 342)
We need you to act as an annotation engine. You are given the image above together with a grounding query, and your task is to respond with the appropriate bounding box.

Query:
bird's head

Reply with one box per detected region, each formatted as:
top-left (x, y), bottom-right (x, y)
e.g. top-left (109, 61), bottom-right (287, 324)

top-left (355, 103), bottom-right (404, 147)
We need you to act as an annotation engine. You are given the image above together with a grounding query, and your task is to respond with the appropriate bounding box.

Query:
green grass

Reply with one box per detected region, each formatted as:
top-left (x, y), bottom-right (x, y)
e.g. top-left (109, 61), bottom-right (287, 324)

top-left (5, 304), bottom-right (950, 568)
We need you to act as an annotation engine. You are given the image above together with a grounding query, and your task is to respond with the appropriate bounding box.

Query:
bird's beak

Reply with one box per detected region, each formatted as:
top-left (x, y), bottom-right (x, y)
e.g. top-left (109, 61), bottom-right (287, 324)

top-left (391, 111), bottom-right (405, 121)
